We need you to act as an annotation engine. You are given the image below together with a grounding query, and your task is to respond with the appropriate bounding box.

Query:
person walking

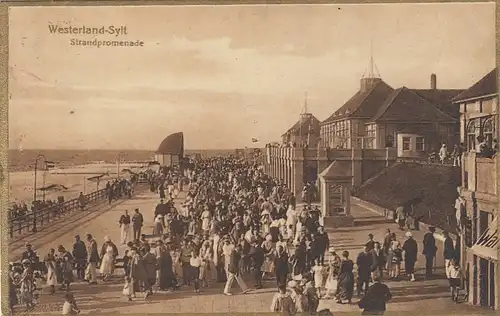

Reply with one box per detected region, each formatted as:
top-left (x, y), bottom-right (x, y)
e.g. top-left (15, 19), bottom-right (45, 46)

top-left (356, 245), bottom-right (373, 297)
top-left (358, 275), bottom-right (392, 315)
top-left (223, 244), bottom-right (250, 296)
top-left (85, 234), bottom-right (99, 285)
top-left (370, 242), bottom-right (385, 280)
top-left (119, 210), bottom-right (131, 245)
top-left (270, 285), bottom-right (296, 316)
top-left (336, 251), bottom-right (354, 304)
top-left (402, 232), bottom-right (418, 282)
top-left (44, 249), bottom-right (58, 295)
top-left (132, 209), bottom-right (144, 241)
top-left (314, 226), bottom-right (329, 265)
top-left (72, 235), bottom-right (87, 280)
top-left (274, 245), bottom-right (289, 288)
top-left (422, 226), bottom-right (437, 277)
top-left (443, 231), bottom-right (456, 279)
top-left (249, 239), bottom-right (265, 289)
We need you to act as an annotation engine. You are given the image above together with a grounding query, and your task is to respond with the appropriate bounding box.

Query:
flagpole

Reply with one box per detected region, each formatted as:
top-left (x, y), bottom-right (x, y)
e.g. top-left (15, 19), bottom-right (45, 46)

top-left (42, 171), bottom-right (46, 201)
top-left (32, 153), bottom-right (47, 233)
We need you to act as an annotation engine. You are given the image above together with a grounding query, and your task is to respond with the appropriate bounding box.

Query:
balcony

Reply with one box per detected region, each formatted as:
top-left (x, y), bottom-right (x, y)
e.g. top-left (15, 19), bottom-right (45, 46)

top-left (463, 152), bottom-right (498, 196)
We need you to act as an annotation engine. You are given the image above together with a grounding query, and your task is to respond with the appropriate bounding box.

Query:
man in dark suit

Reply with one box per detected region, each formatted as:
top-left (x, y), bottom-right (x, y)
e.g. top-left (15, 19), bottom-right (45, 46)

top-left (274, 246), bottom-right (289, 288)
top-left (314, 226), bottom-right (330, 265)
top-left (223, 244), bottom-right (250, 295)
top-left (132, 208), bottom-right (144, 241)
top-left (422, 226), bottom-right (437, 277)
top-left (357, 245), bottom-right (373, 296)
top-left (249, 240), bottom-right (265, 289)
top-left (358, 275), bottom-right (392, 315)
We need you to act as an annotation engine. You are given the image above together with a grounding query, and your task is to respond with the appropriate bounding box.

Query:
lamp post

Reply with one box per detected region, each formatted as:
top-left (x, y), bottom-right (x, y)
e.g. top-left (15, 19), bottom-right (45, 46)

top-left (32, 154), bottom-right (47, 233)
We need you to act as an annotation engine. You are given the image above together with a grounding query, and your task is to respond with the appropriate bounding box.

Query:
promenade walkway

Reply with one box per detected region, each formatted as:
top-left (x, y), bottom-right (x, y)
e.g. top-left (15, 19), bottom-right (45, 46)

top-left (12, 193), bottom-right (492, 315)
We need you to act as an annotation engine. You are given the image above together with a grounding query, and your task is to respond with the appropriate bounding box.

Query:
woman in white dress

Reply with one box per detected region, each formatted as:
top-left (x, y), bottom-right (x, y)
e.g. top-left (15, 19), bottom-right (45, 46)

top-left (261, 211), bottom-right (272, 236)
top-left (45, 249), bottom-right (58, 295)
top-left (200, 208), bottom-right (211, 235)
top-left (99, 236), bottom-right (118, 281)
top-left (199, 241), bottom-right (214, 287)
top-left (261, 234), bottom-right (275, 280)
top-left (153, 215), bottom-right (165, 237)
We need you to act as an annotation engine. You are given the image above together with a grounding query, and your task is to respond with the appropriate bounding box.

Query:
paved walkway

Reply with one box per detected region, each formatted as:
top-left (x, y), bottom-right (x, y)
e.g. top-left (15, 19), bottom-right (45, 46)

top-left (11, 193), bottom-right (494, 315)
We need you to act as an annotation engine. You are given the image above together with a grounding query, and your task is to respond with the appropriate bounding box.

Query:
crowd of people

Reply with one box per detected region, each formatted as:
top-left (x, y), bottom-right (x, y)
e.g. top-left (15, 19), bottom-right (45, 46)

top-left (7, 155), bottom-right (463, 315)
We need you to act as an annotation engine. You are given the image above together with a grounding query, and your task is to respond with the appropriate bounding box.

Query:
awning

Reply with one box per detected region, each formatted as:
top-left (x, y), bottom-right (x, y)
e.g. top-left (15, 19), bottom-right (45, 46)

top-left (471, 217), bottom-right (499, 260)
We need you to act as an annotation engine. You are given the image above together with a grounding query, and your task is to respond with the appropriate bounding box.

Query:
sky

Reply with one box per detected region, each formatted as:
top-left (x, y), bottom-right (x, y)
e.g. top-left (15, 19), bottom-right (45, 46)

top-left (8, 3), bottom-right (495, 150)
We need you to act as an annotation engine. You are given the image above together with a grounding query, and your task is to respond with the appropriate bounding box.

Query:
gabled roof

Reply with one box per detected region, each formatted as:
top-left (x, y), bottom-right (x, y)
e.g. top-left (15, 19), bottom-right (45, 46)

top-left (319, 161), bottom-right (352, 179)
top-left (412, 89), bottom-right (464, 118)
top-left (369, 87), bottom-right (457, 123)
top-left (282, 113), bottom-right (321, 137)
top-left (156, 132), bottom-right (184, 155)
top-left (322, 80), bottom-right (394, 124)
top-left (453, 68), bottom-right (497, 103)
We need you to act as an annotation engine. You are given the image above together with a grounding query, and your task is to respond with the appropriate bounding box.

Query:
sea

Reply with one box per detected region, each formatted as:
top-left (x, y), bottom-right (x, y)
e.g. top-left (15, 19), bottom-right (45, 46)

top-left (7, 148), bottom-right (261, 204)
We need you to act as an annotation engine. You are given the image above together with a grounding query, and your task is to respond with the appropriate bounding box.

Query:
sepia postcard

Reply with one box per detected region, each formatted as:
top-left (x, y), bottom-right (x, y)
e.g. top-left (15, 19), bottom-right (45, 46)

top-left (1, 2), bottom-right (498, 316)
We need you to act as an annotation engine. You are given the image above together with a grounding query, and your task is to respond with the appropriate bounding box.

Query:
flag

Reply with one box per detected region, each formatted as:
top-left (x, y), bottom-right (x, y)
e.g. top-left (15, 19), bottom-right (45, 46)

top-left (44, 160), bottom-right (56, 170)
top-left (252, 138), bottom-right (259, 143)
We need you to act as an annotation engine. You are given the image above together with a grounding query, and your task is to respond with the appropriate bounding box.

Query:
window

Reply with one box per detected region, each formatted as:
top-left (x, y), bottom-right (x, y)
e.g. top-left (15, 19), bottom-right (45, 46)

top-left (385, 135), bottom-right (394, 148)
top-left (402, 137), bottom-right (411, 151)
top-left (483, 117), bottom-right (494, 148)
top-left (467, 119), bottom-right (479, 151)
top-left (416, 137), bottom-right (425, 151)
top-left (466, 116), bottom-right (496, 151)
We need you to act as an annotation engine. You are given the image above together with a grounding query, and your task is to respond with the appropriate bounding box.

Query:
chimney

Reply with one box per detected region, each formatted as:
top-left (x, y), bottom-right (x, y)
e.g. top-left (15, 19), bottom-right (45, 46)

top-left (360, 77), bottom-right (382, 93)
top-left (431, 73), bottom-right (437, 89)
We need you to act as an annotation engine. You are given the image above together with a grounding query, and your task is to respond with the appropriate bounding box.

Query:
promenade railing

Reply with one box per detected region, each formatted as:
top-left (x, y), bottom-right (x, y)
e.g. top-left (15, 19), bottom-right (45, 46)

top-left (8, 187), bottom-right (116, 238)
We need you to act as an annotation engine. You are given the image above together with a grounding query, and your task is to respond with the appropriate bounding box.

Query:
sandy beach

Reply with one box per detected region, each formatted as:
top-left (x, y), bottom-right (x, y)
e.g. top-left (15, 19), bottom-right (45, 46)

top-left (8, 162), bottom-right (144, 204)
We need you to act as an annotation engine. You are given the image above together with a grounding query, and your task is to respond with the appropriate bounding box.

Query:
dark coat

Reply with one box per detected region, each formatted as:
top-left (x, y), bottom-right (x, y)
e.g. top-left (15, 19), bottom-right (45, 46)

top-left (370, 249), bottom-right (385, 271)
top-left (227, 250), bottom-right (241, 275)
top-left (356, 252), bottom-right (373, 277)
top-left (402, 238), bottom-right (418, 262)
top-left (87, 239), bottom-right (100, 263)
top-left (274, 253), bottom-right (289, 275)
top-left (443, 237), bottom-right (455, 260)
top-left (358, 282), bottom-right (392, 312)
top-left (422, 232), bottom-right (437, 256)
top-left (314, 232), bottom-right (330, 251)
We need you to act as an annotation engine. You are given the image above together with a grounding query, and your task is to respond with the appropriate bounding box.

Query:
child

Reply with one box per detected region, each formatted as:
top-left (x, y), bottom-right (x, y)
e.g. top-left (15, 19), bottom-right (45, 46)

top-left (312, 260), bottom-right (325, 298)
top-left (448, 259), bottom-right (462, 303)
top-left (61, 292), bottom-right (80, 315)
top-left (123, 250), bottom-right (130, 277)
top-left (390, 243), bottom-right (402, 280)
top-left (123, 276), bottom-right (132, 301)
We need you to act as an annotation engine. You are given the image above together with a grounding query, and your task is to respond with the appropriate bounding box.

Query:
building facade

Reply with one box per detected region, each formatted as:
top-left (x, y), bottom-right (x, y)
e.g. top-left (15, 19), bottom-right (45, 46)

top-left (281, 111), bottom-right (321, 148)
top-left (454, 68), bottom-right (499, 310)
top-left (320, 74), bottom-right (462, 156)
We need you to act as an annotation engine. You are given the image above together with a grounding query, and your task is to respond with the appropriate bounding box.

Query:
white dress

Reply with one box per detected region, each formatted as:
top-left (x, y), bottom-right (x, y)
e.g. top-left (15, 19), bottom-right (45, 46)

top-left (100, 245), bottom-right (115, 275)
top-left (46, 261), bottom-right (57, 286)
top-left (201, 210), bottom-right (211, 231)
top-left (313, 265), bottom-right (325, 288)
